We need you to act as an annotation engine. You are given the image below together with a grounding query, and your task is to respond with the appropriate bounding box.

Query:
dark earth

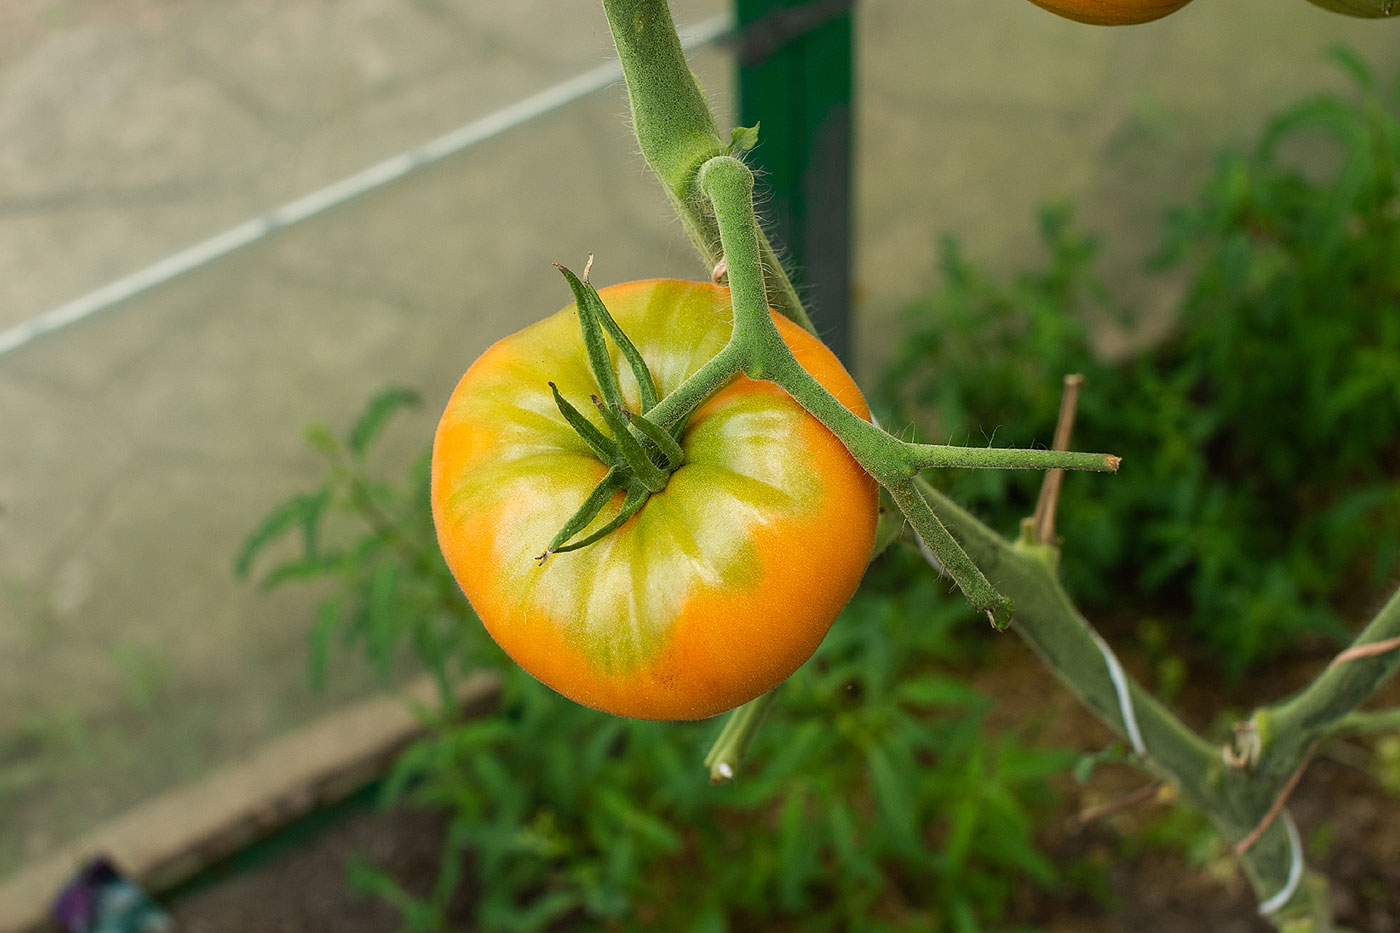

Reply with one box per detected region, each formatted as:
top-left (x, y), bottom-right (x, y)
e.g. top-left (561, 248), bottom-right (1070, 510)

top-left (169, 634), bottom-right (1400, 932)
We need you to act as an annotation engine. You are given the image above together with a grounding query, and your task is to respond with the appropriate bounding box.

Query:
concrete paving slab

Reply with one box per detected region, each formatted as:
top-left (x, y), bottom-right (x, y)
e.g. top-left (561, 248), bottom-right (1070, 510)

top-left (0, 18), bottom-right (733, 877)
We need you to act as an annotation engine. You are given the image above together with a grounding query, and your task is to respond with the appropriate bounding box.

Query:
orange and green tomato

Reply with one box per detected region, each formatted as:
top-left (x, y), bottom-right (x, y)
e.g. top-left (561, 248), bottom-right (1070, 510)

top-left (431, 279), bottom-right (878, 720)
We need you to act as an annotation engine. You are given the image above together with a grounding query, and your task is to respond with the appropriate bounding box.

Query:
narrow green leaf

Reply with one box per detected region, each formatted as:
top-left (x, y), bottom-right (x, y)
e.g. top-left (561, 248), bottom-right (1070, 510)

top-left (598, 787), bottom-right (683, 853)
top-left (303, 422), bottom-right (340, 458)
top-left (728, 123), bottom-right (760, 154)
top-left (895, 675), bottom-right (987, 711)
top-left (559, 262), bottom-right (661, 412)
top-left (308, 596), bottom-right (342, 692)
top-left (234, 488), bottom-right (331, 577)
top-left (259, 552), bottom-right (347, 590)
top-left (365, 561), bottom-right (400, 681)
top-left (866, 744), bottom-right (923, 857)
top-left (349, 386), bottom-right (421, 459)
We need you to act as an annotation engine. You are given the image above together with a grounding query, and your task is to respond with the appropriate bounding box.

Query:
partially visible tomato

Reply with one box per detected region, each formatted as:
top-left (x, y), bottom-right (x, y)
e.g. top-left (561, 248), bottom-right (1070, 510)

top-left (432, 279), bottom-right (878, 720)
top-left (1024, 0), bottom-right (1194, 24)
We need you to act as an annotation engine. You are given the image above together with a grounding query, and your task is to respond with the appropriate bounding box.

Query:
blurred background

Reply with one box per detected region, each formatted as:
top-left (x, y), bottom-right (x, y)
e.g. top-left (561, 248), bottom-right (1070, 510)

top-left (2, 0), bottom-right (1398, 930)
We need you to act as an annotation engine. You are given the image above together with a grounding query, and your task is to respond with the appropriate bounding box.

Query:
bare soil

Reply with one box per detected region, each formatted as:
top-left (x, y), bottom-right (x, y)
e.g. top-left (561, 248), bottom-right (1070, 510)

top-left (169, 635), bottom-right (1400, 932)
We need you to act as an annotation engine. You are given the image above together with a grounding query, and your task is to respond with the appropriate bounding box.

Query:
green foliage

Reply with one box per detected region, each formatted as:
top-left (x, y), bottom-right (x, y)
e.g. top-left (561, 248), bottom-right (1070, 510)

top-left (237, 387), bottom-right (479, 702)
top-left (366, 554), bottom-right (1073, 933)
top-left (882, 49), bottom-right (1400, 677)
top-left (242, 391), bottom-right (1078, 931)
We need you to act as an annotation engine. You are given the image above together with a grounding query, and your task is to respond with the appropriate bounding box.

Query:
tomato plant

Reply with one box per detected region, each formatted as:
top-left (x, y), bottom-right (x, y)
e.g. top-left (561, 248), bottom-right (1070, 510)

top-left (1023, 0), bottom-right (1195, 24)
top-left (431, 279), bottom-right (879, 720)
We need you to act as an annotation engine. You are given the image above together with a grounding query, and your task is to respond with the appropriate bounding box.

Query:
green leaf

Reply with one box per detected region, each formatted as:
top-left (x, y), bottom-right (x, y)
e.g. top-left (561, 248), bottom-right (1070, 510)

top-left (364, 561), bottom-right (401, 680)
top-left (258, 551), bottom-right (346, 590)
top-left (866, 744), bottom-right (922, 857)
top-left (597, 787), bottom-right (683, 853)
top-left (350, 386), bottom-right (421, 459)
top-left (895, 675), bottom-right (987, 711)
top-left (234, 489), bottom-right (332, 578)
top-left (1328, 43), bottom-right (1377, 91)
top-left (307, 596), bottom-right (342, 692)
top-left (728, 123), bottom-right (760, 154)
top-left (303, 422), bottom-right (340, 457)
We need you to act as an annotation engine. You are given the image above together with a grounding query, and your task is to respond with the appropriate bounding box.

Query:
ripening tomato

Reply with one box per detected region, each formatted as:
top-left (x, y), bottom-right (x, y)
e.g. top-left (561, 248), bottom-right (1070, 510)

top-left (1024, 0), bottom-right (1194, 24)
top-left (432, 279), bottom-right (878, 720)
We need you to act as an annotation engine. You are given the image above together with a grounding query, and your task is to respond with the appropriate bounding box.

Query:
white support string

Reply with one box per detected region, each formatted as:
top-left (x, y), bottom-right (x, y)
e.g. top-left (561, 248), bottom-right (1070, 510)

top-left (1087, 627), bottom-right (1147, 757)
top-left (912, 530), bottom-right (1146, 756)
top-left (1257, 811), bottom-right (1304, 917)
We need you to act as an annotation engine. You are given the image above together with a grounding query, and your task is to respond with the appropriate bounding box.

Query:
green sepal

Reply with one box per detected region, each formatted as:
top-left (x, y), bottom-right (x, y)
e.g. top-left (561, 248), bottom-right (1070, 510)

top-left (556, 263), bottom-right (660, 413)
top-left (621, 407), bottom-right (684, 470)
top-left (549, 382), bottom-right (618, 462)
top-left (538, 467), bottom-right (627, 563)
top-left (593, 395), bottom-right (669, 493)
top-left (550, 479), bottom-right (650, 555)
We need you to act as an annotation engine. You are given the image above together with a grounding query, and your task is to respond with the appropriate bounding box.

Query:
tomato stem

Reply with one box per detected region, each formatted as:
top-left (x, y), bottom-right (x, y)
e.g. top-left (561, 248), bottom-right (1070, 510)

top-left (696, 152), bottom-right (1116, 629)
top-left (601, 0), bottom-right (811, 331)
top-left (888, 480), bottom-right (1014, 629)
top-left (704, 689), bottom-right (777, 784)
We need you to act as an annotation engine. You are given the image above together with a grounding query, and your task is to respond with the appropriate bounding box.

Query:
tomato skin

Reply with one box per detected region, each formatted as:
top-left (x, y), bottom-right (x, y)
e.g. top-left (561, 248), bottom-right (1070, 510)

top-left (432, 280), bottom-right (878, 720)
top-left (1024, 0), bottom-right (1194, 24)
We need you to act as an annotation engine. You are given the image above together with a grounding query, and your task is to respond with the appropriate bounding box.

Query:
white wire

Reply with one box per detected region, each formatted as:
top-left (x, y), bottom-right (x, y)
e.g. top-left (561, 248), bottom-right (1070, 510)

top-left (1257, 811), bottom-right (1304, 917)
top-left (1087, 627), bottom-right (1147, 757)
top-left (0, 13), bottom-right (734, 361)
top-left (911, 529), bottom-right (1144, 756)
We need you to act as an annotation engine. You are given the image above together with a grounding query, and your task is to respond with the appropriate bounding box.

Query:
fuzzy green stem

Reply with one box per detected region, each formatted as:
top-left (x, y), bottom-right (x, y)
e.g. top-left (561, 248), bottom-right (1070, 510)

top-left (601, 0), bottom-right (811, 331)
top-left (1329, 707), bottom-right (1400, 735)
top-left (912, 477), bottom-right (1326, 924)
top-left (695, 151), bottom-right (1117, 629)
top-left (1263, 587), bottom-right (1400, 773)
top-left (704, 689), bottom-right (778, 784)
top-left (910, 445), bottom-right (1120, 473)
top-left (890, 480), bottom-right (1013, 628)
top-left (644, 341), bottom-right (745, 432)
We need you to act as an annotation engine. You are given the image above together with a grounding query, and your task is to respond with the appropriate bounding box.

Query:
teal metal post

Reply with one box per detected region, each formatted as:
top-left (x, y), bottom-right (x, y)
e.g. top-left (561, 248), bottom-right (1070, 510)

top-left (735, 0), bottom-right (855, 363)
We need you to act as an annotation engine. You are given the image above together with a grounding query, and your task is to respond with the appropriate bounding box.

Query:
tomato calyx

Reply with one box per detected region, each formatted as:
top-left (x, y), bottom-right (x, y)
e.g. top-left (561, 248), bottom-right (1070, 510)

top-left (536, 262), bottom-right (690, 563)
